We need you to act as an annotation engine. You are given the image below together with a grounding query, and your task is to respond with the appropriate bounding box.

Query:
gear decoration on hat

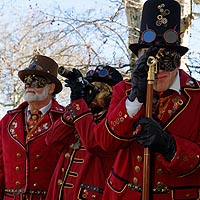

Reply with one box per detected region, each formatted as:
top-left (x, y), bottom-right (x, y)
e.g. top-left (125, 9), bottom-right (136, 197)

top-left (156, 4), bottom-right (170, 27)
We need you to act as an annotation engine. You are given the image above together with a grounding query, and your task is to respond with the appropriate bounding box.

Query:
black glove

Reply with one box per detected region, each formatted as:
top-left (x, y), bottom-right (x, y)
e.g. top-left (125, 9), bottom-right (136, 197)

top-left (84, 84), bottom-right (99, 105)
top-left (128, 46), bottom-right (159, 103)
top-left (136, 117), bottom-right (176, 162)
top-left (65, 68), bottom-right (86, 102)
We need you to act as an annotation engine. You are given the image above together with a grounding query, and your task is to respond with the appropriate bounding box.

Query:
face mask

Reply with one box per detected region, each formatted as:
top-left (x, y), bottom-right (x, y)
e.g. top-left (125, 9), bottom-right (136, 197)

top-left (156, 49), bottom-right (181, 71)
top-left (24, 75), bottom-right (51, 88)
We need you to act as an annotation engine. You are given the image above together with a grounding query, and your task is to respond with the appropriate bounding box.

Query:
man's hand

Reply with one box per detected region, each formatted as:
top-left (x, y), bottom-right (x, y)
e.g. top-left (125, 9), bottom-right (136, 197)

top-left (65, 68), bottom-right (86, 102)
top-left (128, 46), bottom-right (158, 103)
top-left (136, 117), bottom-right (176, 162)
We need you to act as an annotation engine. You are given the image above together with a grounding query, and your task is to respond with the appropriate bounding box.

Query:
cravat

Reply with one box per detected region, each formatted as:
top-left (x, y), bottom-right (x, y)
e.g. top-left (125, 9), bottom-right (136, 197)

top-left (153, 90), bottom-right (173, 120)
top-left (27, 109), bottom-right (42, 132)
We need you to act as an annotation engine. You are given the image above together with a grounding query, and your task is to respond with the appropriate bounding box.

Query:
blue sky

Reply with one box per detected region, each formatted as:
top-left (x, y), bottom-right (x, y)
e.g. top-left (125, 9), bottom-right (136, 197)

top-left (4, 0), bottom-right (199, 50)
top-left (4, 0), bottom-right (114, 12)
top-left (1, 0), bottom-right (200, 69)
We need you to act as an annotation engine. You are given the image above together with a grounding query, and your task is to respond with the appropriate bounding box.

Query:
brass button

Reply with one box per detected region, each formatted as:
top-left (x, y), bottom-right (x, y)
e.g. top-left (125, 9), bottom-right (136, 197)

top-left (120, 117), bottom-right (124, 122)
top-left (133, 177), bottom-right (138, 184)
top-left (62, 167), bottom-right (65, 173)
top-left (16, 181), bottom-right (20, 186)
top-left (135, 166), bottom-right (140, 173)
top-left (83, 189), bottom-right (88, 198)
top-left (92, 194), bottom-right (96, 199)
top-left (16, 153), bottom-right (22, 158)
top-left (33, 183), bottom-right (38, 188)
top-left (16, 166), bottom-right (20, 171)
top-left (157, 168), bottom-right (163, 175)
top-left (34, 167), bottom-right (39, 172)
top-left (57, 179), bottom-right (63, 185)
top-left (157, 182), bottom-right (164, 188)
top-left (35, 154), bottom-right (41, 159)
top-left (137, 156), bottom-right (143, 162)
top-left (65, 153), bottom-right (70, 158)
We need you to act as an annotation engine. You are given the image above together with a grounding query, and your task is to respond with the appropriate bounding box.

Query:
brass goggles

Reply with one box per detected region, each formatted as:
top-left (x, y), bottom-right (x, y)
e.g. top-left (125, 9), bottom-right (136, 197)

top-left (86, 66), bottom-right (112, 79)
top-left (24, 75), bottom-right (52, 88)
top-left (28, 63), bottom-right (50, 73)
top-left (141, 29), bottom-right (179, 44)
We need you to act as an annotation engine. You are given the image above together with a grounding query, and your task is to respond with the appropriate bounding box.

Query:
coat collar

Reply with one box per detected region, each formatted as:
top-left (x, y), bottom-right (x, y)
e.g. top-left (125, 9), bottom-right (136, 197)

top-left (7, 99), bottom-right (65, 147)
top-left (162, 69), bottom-right (200, 130)
top-left (8, 98), bottom-right (65, 115)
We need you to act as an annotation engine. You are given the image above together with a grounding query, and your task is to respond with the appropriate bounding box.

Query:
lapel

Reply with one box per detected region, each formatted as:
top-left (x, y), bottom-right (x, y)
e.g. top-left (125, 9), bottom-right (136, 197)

top-left (158, 91), bottom-right (187, 128)
top-left (8, 111), bottom-right (27, 149)
top-left (7, 99), bottom-right (65, 146)
top-left (161, 69), bottom-right (200, 130)
top-left (7, 108), bottom-right (53, 146)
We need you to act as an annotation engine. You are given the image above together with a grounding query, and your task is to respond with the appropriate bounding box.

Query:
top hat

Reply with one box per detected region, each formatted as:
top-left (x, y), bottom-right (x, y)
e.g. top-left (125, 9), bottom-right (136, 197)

top-left (85, 65), bottom-right (123, 86)
top-left (129, 0), bottom-right (188, 56)
top-left (18, 55), bottom-right (62, 94)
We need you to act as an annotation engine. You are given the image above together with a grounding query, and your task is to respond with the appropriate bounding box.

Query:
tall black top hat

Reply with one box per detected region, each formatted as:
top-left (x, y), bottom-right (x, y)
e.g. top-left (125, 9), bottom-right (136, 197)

top-left (18, 55), bottom-right (62, 94)
top-left (129, 0), bottom-right (188, 56)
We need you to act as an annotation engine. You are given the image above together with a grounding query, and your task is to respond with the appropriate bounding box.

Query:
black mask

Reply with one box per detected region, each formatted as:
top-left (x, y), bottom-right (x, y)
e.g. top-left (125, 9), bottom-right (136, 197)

top-left (156, 49), bottom-right (181, 71)
top-left (24, 75), bottom-right (51, 88)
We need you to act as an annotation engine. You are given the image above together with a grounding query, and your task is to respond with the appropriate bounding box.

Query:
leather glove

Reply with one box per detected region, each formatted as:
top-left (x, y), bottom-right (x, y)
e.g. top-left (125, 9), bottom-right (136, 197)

top-left (128, 46), bottom-right (159, 103)
top-left (65, 68), bottom-right (86, 102)
top-left (136, 117), bottom-right (176, 162)
top-left (84, 85), bottom-right (99, 105)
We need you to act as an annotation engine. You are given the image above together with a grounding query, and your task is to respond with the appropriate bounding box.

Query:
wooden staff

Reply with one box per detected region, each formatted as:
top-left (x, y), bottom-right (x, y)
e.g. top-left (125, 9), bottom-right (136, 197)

top-left (142, 56), bottom-right (157, 200)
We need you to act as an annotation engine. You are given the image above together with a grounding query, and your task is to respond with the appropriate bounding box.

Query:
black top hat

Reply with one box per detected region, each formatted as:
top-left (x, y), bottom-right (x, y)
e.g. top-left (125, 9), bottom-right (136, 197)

top-left (129, 0), bottom-right (188, 56)
top-left (85, 65), bottom-right (123, 86)
top-left (18, 55), bottom-right (62, 94)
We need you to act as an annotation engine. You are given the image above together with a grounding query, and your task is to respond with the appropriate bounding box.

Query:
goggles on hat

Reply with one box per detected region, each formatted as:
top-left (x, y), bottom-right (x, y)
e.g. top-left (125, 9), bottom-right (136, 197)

top-left (24, 75), bottom-right (52, 88)
top-left (86, 66), bottom-right (112, 79)
top-left (141, 29), bottom-right (179, 44)
top-left (28, 63), bottom-right (51, 73)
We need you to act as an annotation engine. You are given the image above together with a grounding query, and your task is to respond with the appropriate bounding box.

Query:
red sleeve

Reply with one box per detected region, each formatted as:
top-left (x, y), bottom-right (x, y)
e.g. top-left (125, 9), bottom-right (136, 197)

top-left (45, 110), bottom-right (76, 153)
top-left (94, 81), bottom-right (145, 152)
top-left (67, 99), bottom-right (114, 156)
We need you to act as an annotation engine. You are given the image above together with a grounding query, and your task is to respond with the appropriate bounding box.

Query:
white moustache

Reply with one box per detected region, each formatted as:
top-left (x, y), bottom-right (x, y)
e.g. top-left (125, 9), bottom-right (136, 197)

top-left (25, 88), bottom-right (36, 93)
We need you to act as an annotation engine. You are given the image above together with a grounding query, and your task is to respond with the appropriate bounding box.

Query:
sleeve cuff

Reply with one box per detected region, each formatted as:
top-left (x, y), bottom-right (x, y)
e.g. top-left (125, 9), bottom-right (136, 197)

top-left (125, 98), bottom-right (143, 117)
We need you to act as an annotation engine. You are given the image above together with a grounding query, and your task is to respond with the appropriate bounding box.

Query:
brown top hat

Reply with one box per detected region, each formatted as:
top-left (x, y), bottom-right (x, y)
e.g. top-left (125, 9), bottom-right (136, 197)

top-left (18, 55), bottom-right (62, 94)
top-left (129, 0), bottom-right (188, 56)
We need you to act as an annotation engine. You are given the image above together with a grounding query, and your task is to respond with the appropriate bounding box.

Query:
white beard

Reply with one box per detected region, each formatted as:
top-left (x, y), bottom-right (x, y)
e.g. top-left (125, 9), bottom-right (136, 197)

top-left (24, 85), bottom-right (49, 102)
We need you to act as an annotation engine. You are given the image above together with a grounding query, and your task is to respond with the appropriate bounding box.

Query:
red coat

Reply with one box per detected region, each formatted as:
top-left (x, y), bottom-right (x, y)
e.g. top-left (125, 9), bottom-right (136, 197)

top-left (94, 70), bottom-right (200, 200)
top-left (0, 99), bottom-right (65, 200)
top-left (45, 99), bottom-right (116, 200)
